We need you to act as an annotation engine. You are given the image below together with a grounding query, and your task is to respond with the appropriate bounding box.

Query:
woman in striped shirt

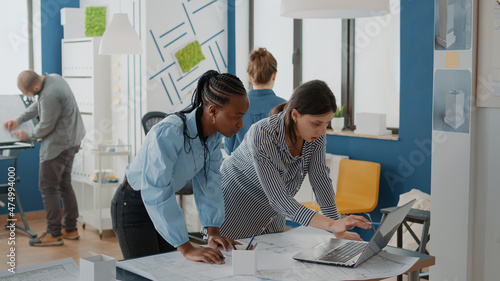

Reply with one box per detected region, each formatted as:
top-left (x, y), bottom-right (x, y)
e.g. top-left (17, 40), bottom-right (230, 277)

top-left (220, 80), bottom-right (371, 240)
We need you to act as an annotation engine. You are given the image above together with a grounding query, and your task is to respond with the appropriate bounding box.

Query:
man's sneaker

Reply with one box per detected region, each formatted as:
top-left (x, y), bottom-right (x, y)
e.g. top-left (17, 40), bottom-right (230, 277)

top-left (29, 232), bottom-right (63, 246)
top-left (61, 229), bottom-right (80, 240)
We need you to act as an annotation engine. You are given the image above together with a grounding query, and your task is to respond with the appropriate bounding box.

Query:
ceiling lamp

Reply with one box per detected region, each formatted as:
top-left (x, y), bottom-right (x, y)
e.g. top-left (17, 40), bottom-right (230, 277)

top-left (280, 0), bottom-right (391, 19)
top-left (99, 13), bottom-right (142, 55)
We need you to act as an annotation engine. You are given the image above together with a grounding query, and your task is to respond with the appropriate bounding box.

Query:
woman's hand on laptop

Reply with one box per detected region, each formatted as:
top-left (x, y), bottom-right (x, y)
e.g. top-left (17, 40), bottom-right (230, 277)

top-left (334, 231), bottom-right (362, 241)
top-left (334, 215), bottom-right (371, 231)
top-left (309, 213), bottom-right (371, 241)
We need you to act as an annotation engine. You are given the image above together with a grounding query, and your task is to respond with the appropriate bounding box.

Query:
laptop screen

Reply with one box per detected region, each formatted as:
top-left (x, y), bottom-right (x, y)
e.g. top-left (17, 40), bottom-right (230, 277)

top-left (355, 199), bottom-right (416, 266)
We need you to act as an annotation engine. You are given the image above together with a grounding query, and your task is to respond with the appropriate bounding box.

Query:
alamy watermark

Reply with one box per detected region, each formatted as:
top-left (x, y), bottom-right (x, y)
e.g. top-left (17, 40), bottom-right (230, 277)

top-left (6, 166), bottom-right (17, 273)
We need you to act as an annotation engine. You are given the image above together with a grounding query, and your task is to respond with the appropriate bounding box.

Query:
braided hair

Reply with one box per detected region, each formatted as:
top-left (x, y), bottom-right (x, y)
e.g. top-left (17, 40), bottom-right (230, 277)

top-left (175, 70), bottom-right (246, 178)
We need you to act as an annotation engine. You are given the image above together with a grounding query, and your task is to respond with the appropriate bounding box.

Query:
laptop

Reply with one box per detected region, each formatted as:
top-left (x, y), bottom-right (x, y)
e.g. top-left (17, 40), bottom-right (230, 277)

top-left (293, 199), bottom-right (416, 268)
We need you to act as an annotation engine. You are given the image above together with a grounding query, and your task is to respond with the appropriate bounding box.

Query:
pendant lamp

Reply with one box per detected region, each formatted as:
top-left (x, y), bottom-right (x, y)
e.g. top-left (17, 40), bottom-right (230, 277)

top-left (99, 13), bottom-right (142, 55)
top-left (280, 0), bottom-right (391, 19)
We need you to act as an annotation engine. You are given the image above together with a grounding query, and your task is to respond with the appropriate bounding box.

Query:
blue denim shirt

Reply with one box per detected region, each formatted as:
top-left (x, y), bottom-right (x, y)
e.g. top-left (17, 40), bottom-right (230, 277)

top-left (224, 89), bottom-right (285, 155)
top-left (125, 109), bottom-right (224, 247)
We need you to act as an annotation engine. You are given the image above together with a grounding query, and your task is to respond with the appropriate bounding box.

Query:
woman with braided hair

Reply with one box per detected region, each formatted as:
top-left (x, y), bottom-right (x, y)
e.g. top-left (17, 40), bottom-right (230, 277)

top-left (111, 70), bottom-right (249, 263)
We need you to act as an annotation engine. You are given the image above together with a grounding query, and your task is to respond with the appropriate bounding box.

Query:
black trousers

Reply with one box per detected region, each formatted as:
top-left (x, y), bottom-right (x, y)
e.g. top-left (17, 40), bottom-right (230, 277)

top-left (111, 178), bottom-right (176, 259)
top-left (39, 146), bottom-right (80, 236)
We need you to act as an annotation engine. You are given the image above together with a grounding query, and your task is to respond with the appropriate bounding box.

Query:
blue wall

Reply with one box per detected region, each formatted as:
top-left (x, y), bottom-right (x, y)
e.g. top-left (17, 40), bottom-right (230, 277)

top-left (41, 0), bottom-right (79, 74)
top-left (0, 0), bottom-right (80, 216)
top-left (327, 0), bottom-right (434, 228)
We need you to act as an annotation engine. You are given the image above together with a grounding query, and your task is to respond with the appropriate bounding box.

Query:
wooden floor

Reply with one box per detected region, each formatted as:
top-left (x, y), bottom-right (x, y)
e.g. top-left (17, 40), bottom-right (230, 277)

top-left (0, 211), bottom-right (123, 271)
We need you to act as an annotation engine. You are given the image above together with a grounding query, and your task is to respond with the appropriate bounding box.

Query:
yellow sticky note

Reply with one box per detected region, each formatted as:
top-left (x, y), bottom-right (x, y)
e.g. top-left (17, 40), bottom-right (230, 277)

top-left (112, 59), bottom-right (121, 67)
top-left (113, 84), bottom-right (121, 93)
top-left (113, 95), bottom-right (121, 105)
top-left (445, 52), bottom-right (459, 69)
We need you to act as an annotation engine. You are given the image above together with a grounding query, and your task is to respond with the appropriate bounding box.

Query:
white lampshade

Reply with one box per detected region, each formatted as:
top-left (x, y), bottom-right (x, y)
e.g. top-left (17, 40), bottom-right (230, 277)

top-left (280, 0), bottom-right (391, 19)
top-left (99, 13), bottom-right (142, 55)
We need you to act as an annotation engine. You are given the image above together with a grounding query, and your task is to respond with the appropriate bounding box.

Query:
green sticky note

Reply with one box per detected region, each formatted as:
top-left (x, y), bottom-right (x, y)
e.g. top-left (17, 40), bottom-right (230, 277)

top-left (175, 41), bottom-right (205, 73)
top-left (85, 7), bottom-right (107, 37)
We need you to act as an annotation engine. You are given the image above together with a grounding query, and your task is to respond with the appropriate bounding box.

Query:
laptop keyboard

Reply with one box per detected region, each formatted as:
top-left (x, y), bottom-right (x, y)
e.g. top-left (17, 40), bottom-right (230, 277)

top-left (318, 241), bottom-right (367, 263)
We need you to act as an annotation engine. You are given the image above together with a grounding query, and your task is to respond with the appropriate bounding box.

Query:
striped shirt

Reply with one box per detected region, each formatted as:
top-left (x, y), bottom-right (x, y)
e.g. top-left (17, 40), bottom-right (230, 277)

top-left (220, 111), bottom-right (340, 239)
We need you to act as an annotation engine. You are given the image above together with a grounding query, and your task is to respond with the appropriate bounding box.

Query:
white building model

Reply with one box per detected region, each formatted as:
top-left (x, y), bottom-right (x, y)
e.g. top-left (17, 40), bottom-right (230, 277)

top-left (444, 90), bottom-right (465, 129)
top-left (436, 0), bottom-right (456, 48)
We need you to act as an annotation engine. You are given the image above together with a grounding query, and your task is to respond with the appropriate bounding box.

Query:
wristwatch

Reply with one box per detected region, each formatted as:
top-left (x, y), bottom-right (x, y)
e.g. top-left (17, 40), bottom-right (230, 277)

top-left (200, 227), bottom-right (209, 240)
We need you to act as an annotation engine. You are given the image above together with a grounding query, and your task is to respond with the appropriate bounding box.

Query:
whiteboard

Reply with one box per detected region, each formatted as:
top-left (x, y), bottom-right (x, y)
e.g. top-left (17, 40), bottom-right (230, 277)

top-left (0, 94), bottom-right (35, 144)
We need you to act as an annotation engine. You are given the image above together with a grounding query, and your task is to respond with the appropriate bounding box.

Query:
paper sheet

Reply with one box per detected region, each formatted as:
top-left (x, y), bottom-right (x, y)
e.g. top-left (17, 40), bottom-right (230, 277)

top-left (0, 258), bottom-right (79, 280)
top-left (117, 227), bottom-right (419, 281)
top-left (0, 95), bottom-right (35, 144)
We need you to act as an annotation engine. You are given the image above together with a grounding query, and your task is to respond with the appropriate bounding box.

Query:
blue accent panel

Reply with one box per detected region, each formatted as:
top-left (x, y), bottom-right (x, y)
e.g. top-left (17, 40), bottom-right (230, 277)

top-left (149, 62), bottom-right (175, 80)
top-left (215, 41), bottom-right (227, 68)
top-left (0, 143), bottom-right (42, 215)
top-left (41, 0), bottom-right (79, 74)
top-left (201, 29), bottom-right (224, 45)
top-left (209, 45), bottom-right (220, 72)
top-left (160, 22), bottom-right (185, 38)
top-left (164, 32), bottom-right (187, 48)
top-left (323, 0), bottom-right (434, 241)
top-left (193, 0), bottom-right (218, 14)
top-left (160, 78), bottom-right (174, 105)
top-left (177, 66), bottom-right (199, 82)
top-left (182, 3), bottom-right (196, 35)
top-left (169, 73), bottom-right (182, 103)
top-left (227, 0), bottom-right (236, 74)
top-left (182, 75), bottom-right (202, 92)
top-left (150, 30), bottom-right (165, 62)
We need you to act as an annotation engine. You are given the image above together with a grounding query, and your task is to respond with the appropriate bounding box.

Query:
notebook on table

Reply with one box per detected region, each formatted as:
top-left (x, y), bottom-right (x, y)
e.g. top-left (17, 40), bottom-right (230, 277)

top-left (293, 199), bottom-right (416, 268)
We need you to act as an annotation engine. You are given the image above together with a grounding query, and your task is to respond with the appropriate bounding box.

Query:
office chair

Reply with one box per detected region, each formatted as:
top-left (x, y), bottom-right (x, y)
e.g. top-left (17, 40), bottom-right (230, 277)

top-left (301, 159), bottom-right (381, 221)
top-left (141, 112), bottom-right (204, 244)
top-left (142, 111), bottom-right (168, 135)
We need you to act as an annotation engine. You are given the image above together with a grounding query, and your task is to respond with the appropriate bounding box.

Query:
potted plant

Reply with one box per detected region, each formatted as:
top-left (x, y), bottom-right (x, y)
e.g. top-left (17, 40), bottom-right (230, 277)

top-left (331, 105), bottom-right (344, 133)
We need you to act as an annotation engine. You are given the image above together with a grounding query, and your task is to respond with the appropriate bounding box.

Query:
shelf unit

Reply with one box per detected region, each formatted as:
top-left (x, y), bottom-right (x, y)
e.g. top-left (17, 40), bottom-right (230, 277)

top-left (61, 37), bottom-right (111, 182)
top-left (61, 37), bottom-right (124, 237)
top-left (79, 144), bottom-right (131, 239)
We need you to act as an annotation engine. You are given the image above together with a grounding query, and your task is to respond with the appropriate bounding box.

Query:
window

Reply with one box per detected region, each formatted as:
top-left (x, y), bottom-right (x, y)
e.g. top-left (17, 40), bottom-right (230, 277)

top-left (354, 13), bottom-right (400, 129)
top-left (250, 0), bottom-right (400, 131)
top-left (253, 0), bottom-right (294, 100)
top-left (0, 0), bottom-right (32, 95)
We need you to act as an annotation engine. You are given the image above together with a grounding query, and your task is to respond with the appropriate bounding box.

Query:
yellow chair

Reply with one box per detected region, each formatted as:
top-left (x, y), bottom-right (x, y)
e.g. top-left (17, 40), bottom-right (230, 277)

top-left (335, 159), bottom-right (380, 216)
top-left (302, 159), bottom-right (381, 219)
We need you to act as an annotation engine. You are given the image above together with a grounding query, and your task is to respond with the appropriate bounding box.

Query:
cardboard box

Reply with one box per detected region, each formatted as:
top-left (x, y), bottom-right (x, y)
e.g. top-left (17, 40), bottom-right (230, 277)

top-left (354, 112), bottom-right (391, 136)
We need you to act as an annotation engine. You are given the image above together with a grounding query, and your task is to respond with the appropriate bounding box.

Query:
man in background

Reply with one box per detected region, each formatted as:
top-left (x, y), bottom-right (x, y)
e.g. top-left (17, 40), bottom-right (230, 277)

top-left (4, 70), bottom-right (85, 246)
